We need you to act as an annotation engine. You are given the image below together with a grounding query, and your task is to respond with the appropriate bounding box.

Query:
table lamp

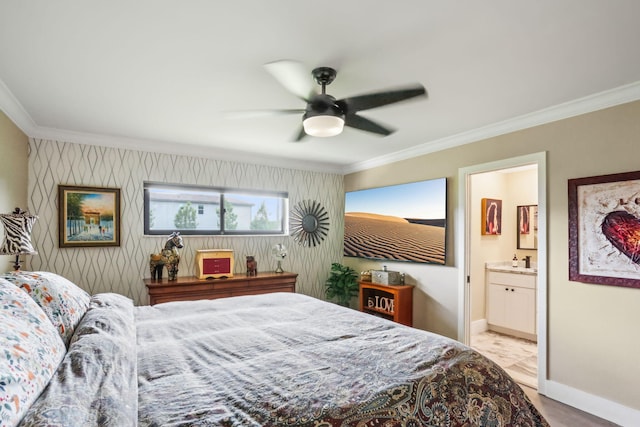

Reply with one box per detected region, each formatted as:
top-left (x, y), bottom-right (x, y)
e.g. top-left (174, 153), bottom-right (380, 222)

top-left (0, 207), bottom-right (38, 271)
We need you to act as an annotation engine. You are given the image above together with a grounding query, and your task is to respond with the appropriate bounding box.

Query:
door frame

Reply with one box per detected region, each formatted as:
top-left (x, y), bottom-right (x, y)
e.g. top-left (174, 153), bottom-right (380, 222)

top-left (456, 151), bottom-right (548, 394)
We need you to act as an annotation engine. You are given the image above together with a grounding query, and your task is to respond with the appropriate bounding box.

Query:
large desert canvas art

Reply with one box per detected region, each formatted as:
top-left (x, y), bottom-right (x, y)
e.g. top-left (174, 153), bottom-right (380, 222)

top-left (344, 178), bottom-right (447, 265)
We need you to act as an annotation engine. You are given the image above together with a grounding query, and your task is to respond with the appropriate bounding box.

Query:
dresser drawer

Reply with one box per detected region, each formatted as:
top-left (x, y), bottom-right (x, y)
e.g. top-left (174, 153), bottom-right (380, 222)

top-left (144, 272), bottom-right (297, 305)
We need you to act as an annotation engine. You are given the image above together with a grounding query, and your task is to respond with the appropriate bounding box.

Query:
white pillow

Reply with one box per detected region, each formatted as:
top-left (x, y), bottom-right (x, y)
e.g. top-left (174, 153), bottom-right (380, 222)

top-left (1, 272), bottom-right (90, 346)
top-left (0, 278), bottom-right (66, 426)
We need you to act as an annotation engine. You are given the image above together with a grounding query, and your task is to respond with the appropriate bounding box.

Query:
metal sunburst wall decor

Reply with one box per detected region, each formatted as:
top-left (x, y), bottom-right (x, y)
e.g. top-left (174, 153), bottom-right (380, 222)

top-left (290, 200), bottom-right (330, 247)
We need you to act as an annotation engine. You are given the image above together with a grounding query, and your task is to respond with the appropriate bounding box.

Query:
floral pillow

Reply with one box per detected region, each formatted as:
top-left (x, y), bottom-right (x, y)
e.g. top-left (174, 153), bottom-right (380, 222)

top-left (1, 272), bottom-right (91, 346)
top-left (0, 278), bottom-right (66, 427)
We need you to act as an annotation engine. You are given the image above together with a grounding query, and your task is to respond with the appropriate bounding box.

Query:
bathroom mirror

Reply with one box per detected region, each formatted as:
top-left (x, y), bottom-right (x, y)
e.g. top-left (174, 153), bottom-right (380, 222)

top-left (517, 205), bottom-right (538, 250)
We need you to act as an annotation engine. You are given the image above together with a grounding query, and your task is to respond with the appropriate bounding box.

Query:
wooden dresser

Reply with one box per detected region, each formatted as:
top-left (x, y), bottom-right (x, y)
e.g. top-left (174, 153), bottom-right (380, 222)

top-left (144, 271), bottom-right (298, 305)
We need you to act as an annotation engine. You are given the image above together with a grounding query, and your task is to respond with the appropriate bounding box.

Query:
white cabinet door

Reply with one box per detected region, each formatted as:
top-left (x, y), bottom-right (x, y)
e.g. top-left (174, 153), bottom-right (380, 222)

top-left (509, 286), bottom-right (536, 334)
top-left (486, 272), bottom-right (536, 335)
top-left (487, 283), bottom-right (509, 328)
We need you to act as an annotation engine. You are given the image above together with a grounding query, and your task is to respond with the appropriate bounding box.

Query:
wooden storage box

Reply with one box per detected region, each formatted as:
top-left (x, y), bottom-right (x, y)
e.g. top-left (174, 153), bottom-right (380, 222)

top-left (195, 249), bottom-right (234, 279)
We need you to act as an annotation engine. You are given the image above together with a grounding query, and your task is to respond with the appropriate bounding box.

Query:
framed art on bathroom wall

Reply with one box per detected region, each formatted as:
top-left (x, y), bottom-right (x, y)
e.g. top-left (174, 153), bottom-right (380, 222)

top-left (481, 198), bottom-right (502, 235)
top-left (517, 205), bottom-right (538, 250)
top-left (568, 170), bottom-right (640, 288)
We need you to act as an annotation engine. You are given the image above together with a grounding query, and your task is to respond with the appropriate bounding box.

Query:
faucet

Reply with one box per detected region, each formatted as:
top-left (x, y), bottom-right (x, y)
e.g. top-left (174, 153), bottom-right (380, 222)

top-left (524, 256), bottom-right (531, 269)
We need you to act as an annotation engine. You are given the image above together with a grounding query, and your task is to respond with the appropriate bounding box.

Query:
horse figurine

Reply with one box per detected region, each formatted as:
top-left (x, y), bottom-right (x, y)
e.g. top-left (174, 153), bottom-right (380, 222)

top-left (246, 255), bottom-right (257, 277)
top-left (150, 232), bottom-right (184, 281)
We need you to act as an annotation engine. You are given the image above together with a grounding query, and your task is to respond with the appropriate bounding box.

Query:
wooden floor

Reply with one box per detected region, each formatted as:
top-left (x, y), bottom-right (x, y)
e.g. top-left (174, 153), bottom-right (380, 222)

top-left (521, 385), bottom-right (618, 426)
top-left (471, 331), bottom-right (618, 426)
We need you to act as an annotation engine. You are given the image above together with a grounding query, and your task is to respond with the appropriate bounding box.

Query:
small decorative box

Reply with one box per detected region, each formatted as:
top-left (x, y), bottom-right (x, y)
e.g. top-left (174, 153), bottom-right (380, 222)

top-left (371, 268), bottom-right (402, 285)
top-left (195, 249), bottom-right (234, 279)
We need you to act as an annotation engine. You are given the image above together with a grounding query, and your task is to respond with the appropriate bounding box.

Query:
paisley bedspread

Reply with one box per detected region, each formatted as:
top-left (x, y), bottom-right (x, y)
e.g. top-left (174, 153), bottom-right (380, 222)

top-left (20, 291), bottom-right (547, 426)
top-left (135, 292), bottom-right (548, 426)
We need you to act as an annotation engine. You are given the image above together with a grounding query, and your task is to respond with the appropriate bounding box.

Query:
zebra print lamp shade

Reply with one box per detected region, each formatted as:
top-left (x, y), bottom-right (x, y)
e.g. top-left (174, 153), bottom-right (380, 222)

top-left (0, 207), bottom-right (38, 271)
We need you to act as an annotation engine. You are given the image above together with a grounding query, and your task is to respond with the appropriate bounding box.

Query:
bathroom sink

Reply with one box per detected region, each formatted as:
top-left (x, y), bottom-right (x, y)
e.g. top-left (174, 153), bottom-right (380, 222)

top-left (509, 266), bottom-right (537, 274)
top-left (485, 262), bottom-right (537, 274)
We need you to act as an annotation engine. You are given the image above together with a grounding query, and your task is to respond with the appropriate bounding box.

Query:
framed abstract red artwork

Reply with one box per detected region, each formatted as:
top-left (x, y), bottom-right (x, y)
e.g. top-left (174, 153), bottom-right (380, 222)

top-left (481, 198), bottom-right (502, 235)
top-left (568, 170), bottom-right (640, 288)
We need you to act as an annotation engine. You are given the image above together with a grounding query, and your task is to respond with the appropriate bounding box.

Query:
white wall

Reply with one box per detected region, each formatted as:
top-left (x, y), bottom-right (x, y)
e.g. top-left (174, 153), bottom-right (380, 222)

top-left (470, 171), bottom-right (507, 323)
top-left (470, 168), bottom-right (537, 323)
top-left (342, 257), bottom-right (459, 338)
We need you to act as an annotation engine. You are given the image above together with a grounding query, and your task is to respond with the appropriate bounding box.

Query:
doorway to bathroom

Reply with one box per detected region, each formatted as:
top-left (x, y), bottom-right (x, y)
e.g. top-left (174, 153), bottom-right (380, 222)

top-left (456, 152), bottom-right (547, 394)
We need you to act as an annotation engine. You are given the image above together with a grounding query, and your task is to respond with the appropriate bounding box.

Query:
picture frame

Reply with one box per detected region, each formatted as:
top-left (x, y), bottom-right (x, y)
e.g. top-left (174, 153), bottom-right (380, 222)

top-left (568, 170), bottom-right (640, 288)
top-left (517, 205), bottom-right (538, 250)
top-left (58, 185), bottom-right (121, 248)
top-left (343, 178), bottom-right (447, 265)
top-left (518, 205), bottom-right (531, 235)
top-left (481, 198), bottom-right (502, 235)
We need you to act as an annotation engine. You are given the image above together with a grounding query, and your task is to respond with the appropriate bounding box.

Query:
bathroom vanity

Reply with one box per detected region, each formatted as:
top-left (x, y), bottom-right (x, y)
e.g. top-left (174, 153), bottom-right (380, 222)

top-left (485, 263), bottom-right (537, 341)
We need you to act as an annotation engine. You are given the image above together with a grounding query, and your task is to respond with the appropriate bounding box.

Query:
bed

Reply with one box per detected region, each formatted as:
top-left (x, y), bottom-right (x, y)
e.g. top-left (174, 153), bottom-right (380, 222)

top-left (1, 272), bottom-right (549, 426)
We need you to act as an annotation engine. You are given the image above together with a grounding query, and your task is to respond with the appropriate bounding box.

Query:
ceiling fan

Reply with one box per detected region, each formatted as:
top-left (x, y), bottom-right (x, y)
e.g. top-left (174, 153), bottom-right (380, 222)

top-left (251, 60), bottom-right (427, 141)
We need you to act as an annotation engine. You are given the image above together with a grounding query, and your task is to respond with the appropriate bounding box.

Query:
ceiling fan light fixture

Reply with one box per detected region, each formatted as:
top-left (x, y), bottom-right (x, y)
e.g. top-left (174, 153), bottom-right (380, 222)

top-left (303, 115), bottom-right (345, 137)
top-left (260, 61), bottom-right (427, 141)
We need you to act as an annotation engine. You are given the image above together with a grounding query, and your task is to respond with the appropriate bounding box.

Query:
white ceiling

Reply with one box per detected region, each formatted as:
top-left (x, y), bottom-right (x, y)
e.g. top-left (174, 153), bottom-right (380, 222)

top-left (2, 1), bottom-right (640, 174)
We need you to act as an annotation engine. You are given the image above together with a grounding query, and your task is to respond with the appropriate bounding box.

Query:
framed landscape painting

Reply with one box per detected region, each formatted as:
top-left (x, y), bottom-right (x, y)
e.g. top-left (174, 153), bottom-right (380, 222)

top-left (58, 185), bottom-right (121, 248)
top-left (568, 170), bottom-right (640, 288)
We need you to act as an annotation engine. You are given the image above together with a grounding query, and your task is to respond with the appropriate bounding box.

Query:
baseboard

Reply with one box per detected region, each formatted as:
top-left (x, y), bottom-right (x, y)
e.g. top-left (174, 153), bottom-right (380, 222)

top-left (470, 319), bottom-right (487, 336)
top-left (544, 380), bottom-right (640, 426)
top-left (487, 324), bottom-right (537, 342)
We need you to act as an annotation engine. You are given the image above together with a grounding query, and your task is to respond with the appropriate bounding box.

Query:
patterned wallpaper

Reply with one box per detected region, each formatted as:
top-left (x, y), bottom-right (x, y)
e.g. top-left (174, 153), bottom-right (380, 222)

top-left (27, 138), bottom-right (344, 305)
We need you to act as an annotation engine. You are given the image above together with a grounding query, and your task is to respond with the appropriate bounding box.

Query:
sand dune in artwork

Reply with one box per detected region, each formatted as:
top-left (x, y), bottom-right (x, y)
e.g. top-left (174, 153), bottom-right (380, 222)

top-left (346, 212), bottom-right (409, 223)
top-left (344, 212), bottom-right (445, 264)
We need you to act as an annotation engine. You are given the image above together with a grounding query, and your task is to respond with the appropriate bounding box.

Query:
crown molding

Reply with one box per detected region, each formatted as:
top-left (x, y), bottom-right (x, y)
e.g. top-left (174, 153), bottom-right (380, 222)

top-left (342, 80), bottom-right (640, 174)
top-left (0, 79), bottom-right (343, 175)
top-left (3, 76), bottom-right (639, 176)
top-left (27, 126), bottom-right (345, 174)
top-left (0, 79), bottom-right (37, 134)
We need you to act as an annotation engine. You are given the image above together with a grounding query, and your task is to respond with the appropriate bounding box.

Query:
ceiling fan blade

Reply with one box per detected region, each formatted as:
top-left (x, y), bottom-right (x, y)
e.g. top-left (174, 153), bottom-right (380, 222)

top-left (264, 60), bottom-right (314, 101)
top-left (223, 109), bottom-right (304, 119)
top-left (339, 84), bottom-right (426, 113)
top-left (292, 125), bottom-right (307, 142)
top-left (345, 114), bottom-right (395, 136)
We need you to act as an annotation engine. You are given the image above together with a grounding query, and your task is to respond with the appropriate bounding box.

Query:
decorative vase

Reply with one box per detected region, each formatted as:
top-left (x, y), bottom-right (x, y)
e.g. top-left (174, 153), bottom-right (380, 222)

top-left (275, 260), bottom-right (283, 273)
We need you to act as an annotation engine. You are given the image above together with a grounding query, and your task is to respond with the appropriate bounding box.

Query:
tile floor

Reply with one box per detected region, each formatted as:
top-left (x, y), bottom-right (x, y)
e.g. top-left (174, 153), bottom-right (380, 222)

top-left (472, 331), bottom-right (618, 426)
top-left (471, 330), bottom-right (538, 389)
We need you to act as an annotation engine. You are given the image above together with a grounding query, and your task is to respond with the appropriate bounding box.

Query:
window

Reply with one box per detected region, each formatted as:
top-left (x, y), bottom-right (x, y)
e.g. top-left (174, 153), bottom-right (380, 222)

top-left (144, 182), bottom-right (288, 236)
